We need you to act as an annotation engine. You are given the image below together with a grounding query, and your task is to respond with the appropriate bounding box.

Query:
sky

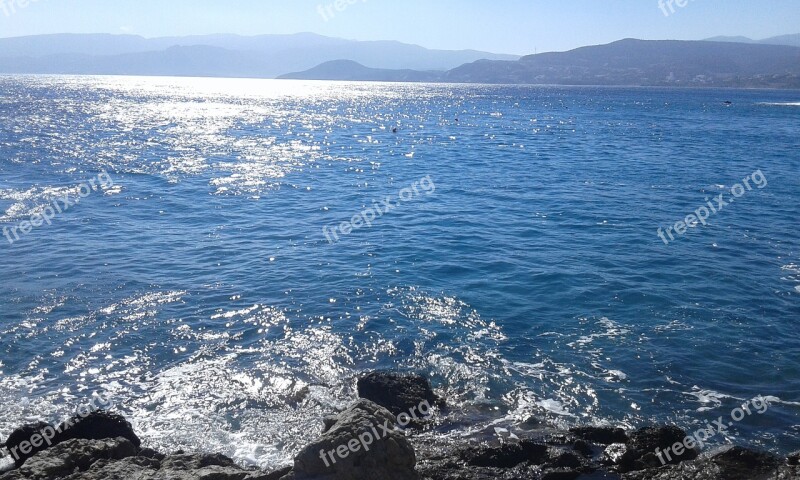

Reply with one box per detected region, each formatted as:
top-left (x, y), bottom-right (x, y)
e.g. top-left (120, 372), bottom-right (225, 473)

top-left (0, 0), bottom-right (798, 55)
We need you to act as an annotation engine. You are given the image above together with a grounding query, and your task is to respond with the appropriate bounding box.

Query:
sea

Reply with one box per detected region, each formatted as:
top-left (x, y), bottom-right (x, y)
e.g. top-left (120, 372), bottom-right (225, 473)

top-left (0, 75), bottom-right (798, 469)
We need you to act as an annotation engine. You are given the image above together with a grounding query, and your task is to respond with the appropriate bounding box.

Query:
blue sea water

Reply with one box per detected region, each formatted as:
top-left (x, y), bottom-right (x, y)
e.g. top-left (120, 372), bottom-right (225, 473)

top-left (0, 75), bottom-right (798, 468)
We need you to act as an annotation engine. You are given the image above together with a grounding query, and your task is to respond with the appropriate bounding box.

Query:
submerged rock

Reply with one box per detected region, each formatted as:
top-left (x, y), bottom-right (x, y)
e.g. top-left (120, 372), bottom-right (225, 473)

top-left (288, 399), bottom-right (417, 480)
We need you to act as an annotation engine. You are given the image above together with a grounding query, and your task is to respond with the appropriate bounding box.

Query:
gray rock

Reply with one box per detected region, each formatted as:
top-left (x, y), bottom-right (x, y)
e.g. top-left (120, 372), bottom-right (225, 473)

top-left (2, 411), bottom-right (141, 469)
top-left (61, 456), bottom-right (160, 480)
top-left (0, 437), bottom-right (137, 480)
top-left (0, 438), bottom-right (281, 480)
top-left (621, 446), bottom-right (785, 480)
top-left (289, 399), bottom-right (417, 480)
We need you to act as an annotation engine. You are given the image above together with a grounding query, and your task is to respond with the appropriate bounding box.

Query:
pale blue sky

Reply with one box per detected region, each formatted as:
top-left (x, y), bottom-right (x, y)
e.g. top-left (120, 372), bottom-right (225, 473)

top-left (0, 0), bottom-right (797, 55)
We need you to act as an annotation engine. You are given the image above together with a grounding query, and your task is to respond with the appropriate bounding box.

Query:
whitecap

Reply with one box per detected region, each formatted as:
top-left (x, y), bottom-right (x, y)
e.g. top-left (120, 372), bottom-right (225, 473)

top-left (536, 398), bottom-right (574, 417)
top-left (758, 102), bottom-right (800, 106)
top-left (684, 387), bottom-right (734, 411)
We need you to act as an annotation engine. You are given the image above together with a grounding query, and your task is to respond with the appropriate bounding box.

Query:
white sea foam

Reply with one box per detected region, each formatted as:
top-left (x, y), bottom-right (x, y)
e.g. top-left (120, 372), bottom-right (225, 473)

top-left (758, 102), bottom-right (800, 106)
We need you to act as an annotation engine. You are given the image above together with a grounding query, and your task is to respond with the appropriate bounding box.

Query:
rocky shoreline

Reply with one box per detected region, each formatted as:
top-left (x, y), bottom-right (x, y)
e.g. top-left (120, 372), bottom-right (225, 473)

top-left (2, 372), bottom-right (798, 480)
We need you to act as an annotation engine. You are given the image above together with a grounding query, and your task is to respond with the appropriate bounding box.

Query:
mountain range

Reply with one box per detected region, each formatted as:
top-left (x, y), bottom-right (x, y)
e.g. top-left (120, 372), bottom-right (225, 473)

top-left (282, 39), bottom-right (800, 89)
top-left (0, 33), bottom-right (517, 78)
top-left (703, 33), bottom-right (800, 47)
top-left (1, 33), bottom-right (799, 88)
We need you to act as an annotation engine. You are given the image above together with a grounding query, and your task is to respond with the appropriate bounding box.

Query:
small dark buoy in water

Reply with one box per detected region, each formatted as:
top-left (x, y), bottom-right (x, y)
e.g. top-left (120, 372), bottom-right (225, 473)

top-left (392, 127), bottom-right (398, 133)
top-left (724, 101), bottom-right (732, 105)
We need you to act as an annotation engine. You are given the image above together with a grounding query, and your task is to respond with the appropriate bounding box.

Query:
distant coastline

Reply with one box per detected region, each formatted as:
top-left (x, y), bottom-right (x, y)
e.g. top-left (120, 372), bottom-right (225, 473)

top-left (1, 34), bottom-right (799, 89)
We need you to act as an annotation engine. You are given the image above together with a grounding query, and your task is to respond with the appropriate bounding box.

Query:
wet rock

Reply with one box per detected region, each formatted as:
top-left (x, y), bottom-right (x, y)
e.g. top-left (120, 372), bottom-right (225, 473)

top-left (461, 440), bottom-right (549, 468)
top-left (541, 469), bottom-right (582, 480)
top-left (570, 426), bottom-right (628, 445)
top-left (264, 466), bottom-right (292, 480)
top-left (621, 446), bottom-right (782, 480)
top-left (616, 426), bottom-right (697, 473)
top-left (572, 439), bottom-right (594, 457)
top-left (136, 447), bottom-right (165, 461)
top-left (0, 437), bottom-right (137, 480)
top-left (2, 422), bottom-right (56, 468)
top-left (289, 399), bottom-right (417, 480)
top-left (62, 456), bottom-right (160, 480)
top-left (0, 440), bottom-right (279, 480)
top-left (357, 372), bottom-right (441, 420)
top-left (789, 451), bottom-right (800, 466)
top-left (709, 446), bottom-right (780, 479)
top-left (601, 443), bottom-right (628, 466)
top-left (55, 411), bottom-right (141, 449)
top-left (545, 450), bottom-right (585, 470)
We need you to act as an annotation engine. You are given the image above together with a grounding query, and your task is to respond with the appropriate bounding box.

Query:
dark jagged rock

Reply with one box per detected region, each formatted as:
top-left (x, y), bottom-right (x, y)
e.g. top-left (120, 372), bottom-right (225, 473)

top-left (545, 450), bottom-right (585, 469)
top-left (136, 447), bottom-right (165, 461)
top-left (357, 372), bottom-right (442, 420)
top-left (0, 437), bottom-right (137, 480)
top-left (709, 446), bottom-right (781, 479)
top-left (572, 439), bottom-right (594, 457)
top-left (461, 440), bottom-right (549, 468)
top-left (2, 422), bottom-right (55, 468)
top-left (55, 411), bottom-right (141, 448)
top-left (3, 386), bottom-right (800, 480)
top-left (264, 466), bottom-right (292, 480)
top-left (612, 426), bottom-right (698, 473)
top-left (0, 438), bottom-right (284, 480)
top-left (287, 399), bottom-right (417, 480)
top-left (541, 469), bottom-right (583, 480)
top-left (570, 426), bottom-right (629, 445)
top-left (621, 446), bottom-right (786, 480)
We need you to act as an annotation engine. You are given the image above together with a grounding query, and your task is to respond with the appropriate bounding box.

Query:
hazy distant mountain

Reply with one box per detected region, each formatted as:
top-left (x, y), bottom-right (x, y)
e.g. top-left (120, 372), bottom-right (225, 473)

top-left (703, 33), bottom-right (800, 47)
top-left (284, 39), bottom-right (800, 88)
top-left (444, 39), bottom-right (800, 87)
top-left (278, 60), bottom-right (440, 82)
top-left (760, 34), bottom-right (800, 47)
top-left (0, 33), bottom-right (518, 78)
top-left (704, 36), bottom-right (757, 44)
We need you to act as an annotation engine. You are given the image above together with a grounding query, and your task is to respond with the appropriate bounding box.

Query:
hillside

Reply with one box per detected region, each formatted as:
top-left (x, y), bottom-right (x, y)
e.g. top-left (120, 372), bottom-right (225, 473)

top-left (283, 39), bottom-right (800, 88)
